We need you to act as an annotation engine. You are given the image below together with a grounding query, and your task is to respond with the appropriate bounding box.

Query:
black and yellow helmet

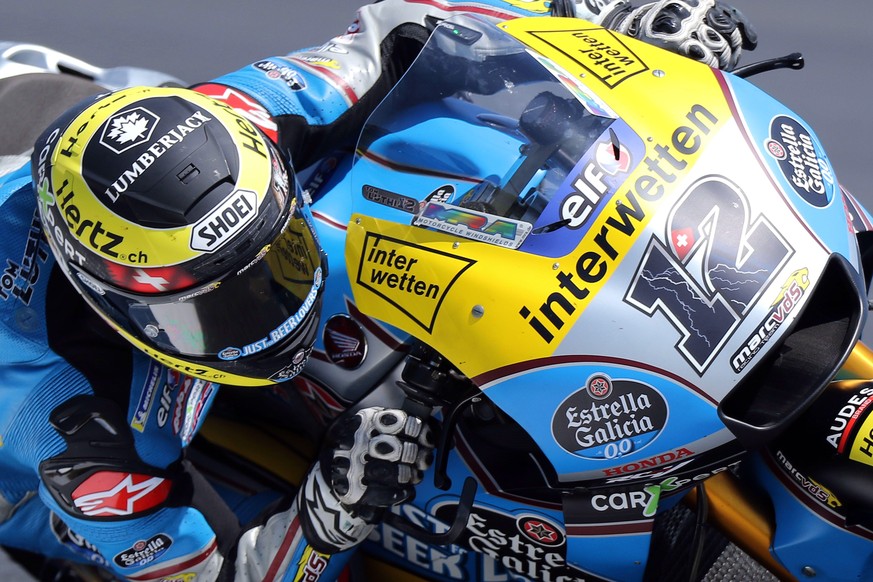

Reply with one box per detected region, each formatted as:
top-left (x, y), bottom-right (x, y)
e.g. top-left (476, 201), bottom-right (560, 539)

top-left (32, 86), bottom-right (326, 386)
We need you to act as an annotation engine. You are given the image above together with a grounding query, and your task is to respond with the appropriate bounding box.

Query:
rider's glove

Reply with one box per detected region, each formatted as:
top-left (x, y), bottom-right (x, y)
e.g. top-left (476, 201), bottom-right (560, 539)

top-left (326, 407), bottom-right (435, 510)
top-left (554, 0), bottom-right (757, 71)
top-left (297, 407), bottom-right (436, 553)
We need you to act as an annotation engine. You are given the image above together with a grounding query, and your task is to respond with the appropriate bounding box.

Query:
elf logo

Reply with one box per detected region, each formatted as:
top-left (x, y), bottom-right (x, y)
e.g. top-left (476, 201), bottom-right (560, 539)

top-left (190, 189), bottom-right (257, 252)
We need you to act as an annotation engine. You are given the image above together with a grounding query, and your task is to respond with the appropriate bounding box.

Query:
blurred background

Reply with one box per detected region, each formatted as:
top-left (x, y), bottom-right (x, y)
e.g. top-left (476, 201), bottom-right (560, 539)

top-left (0, 0), bottom-right (871, 576)
top-left (3, 0), bottom-right (870, 206)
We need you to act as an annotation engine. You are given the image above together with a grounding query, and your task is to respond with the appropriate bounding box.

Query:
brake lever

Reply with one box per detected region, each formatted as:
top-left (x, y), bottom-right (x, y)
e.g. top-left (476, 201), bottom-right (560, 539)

top-left (732, 52), bottom-right (804, 79)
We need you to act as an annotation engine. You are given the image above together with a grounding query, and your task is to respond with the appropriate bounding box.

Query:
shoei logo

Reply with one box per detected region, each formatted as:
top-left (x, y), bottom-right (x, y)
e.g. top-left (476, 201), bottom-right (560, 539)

top-left (99, 107), bottom-right (160, 154)
top-left (190, 189), bottom-right (258, 252)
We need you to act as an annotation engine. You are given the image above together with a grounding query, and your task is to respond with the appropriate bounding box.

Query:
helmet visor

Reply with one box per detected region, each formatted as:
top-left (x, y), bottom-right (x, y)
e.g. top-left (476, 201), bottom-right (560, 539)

top-left (76, 205), bottom-right (323, 362)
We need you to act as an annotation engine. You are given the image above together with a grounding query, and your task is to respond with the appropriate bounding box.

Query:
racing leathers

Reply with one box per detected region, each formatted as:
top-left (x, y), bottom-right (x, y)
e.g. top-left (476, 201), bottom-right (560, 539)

top-left (0, 0), bottom-right (755, 580)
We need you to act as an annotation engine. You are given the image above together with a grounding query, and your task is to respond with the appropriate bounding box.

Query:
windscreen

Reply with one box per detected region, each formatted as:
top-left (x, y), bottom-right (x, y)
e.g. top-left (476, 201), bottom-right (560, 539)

top-left (352, 15), bottom-right (625, 256)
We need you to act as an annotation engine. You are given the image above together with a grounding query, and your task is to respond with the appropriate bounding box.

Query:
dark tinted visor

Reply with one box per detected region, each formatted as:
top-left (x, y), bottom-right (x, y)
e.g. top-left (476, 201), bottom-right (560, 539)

top-left (79, 207), bottom-right (323, 360)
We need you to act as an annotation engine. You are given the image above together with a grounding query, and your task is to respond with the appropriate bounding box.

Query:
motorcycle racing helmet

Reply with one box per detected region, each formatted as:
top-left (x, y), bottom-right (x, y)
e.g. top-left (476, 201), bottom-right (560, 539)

top-left (32, 86), bottom-right (326, 386)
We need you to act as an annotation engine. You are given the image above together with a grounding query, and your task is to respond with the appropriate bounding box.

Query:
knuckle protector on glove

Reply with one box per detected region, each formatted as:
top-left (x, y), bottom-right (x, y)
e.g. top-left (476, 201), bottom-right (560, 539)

top-left (373, 409), bottom-right (408, 435)
top-left (609, 0), bottom-right (753, 70)
top-left (369, 434), bottom-right (404, 462)
top-left (323, 406), bottom-right (436, 509)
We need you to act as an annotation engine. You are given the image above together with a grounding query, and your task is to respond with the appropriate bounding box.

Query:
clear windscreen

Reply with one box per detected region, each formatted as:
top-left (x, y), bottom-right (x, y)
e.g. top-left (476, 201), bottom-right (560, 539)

top-left (352, 15), bottom-right (622, 254)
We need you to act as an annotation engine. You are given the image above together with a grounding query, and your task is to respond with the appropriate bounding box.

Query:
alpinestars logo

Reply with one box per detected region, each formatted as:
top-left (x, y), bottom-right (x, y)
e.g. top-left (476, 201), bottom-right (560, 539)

top-left (100, 107), bottom-right (160, 154)
top-left (71, 472), bottom-right (171, 517)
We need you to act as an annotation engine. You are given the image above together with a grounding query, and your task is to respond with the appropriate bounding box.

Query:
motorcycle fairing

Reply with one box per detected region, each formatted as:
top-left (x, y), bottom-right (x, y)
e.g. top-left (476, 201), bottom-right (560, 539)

top-left (719, 70), bottom-right (857, 267)
top-left (346, 16), bottom-right (739, 381)
top-left (747, 451), bottom-right (873, 580)
top-left (344, 14), bottom-right (864, 488)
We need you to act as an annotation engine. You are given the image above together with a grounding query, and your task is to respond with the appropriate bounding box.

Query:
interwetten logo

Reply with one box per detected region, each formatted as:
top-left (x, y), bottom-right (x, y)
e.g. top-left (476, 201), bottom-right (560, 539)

top-left (529, 27), bottom-right (648, 88)
top-left (356, 233), bottom-right (475, 333)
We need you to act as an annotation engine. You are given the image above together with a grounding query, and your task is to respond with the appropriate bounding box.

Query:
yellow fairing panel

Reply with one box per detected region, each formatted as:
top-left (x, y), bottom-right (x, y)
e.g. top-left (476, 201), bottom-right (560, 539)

top-left (346, 18), bottom-right (734, 380)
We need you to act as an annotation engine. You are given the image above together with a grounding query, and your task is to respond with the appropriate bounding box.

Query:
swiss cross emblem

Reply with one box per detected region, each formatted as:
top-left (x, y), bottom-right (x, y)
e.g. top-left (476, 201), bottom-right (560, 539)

top-left (105, 263), bottom-right (196, 294)
top-left (671, 227), bottom-right (696, 261)
top-left (71, 472), bottom-right (171, 517)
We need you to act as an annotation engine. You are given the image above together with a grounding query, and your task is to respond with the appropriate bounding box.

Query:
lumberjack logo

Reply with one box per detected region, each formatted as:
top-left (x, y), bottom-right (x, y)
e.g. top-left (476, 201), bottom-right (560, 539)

top-left (101, 109), bottom-right (212, 203)
top-left (552, 376), bottom-right (668, 460)
top-left (99, 107), bottom-right (160, 154)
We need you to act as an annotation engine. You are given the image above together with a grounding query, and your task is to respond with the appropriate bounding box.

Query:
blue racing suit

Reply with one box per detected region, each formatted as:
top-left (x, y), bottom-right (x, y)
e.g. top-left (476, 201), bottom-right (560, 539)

top-left (0, 2), bottom-right (606, 580)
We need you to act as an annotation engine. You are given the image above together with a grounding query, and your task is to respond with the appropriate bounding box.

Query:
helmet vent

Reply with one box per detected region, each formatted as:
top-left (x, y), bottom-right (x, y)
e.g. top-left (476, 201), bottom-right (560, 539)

top-left (203, 217), bottom-right (269, 270)
top-left (177, 163), bottom-right (200, 184)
